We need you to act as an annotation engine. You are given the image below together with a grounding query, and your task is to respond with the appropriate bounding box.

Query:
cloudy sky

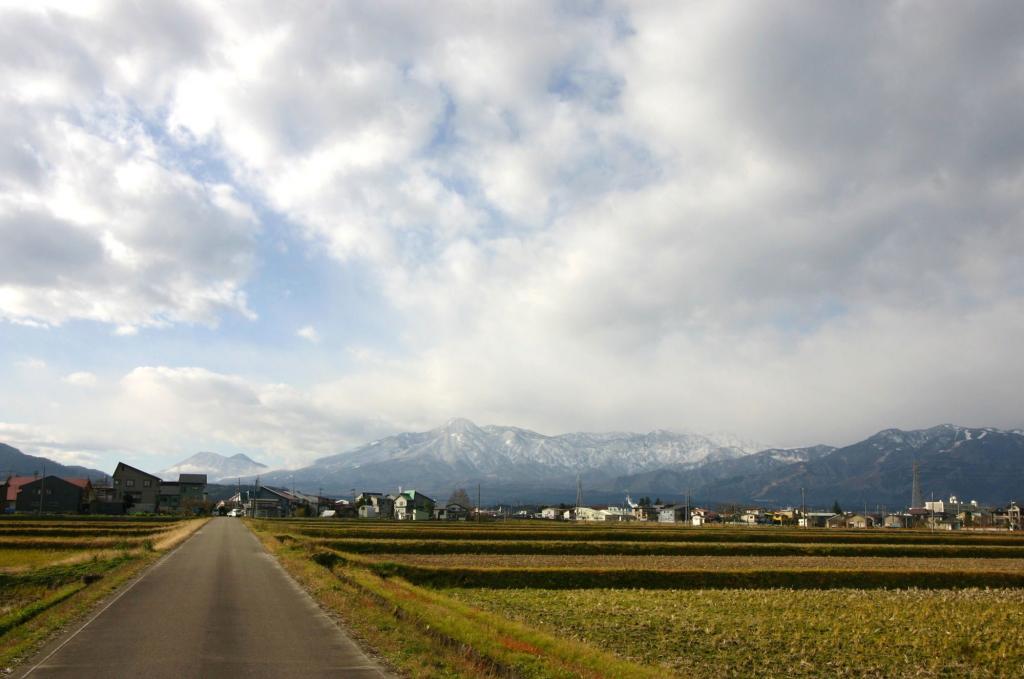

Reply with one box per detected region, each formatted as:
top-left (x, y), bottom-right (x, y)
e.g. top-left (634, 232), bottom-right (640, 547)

top-left (2, 1), bottom-right (1022, 474)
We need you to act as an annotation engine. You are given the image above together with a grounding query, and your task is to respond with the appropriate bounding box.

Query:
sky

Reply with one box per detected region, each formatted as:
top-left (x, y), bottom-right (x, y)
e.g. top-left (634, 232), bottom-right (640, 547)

top-left (1, 1), bottom-right (1022, 474)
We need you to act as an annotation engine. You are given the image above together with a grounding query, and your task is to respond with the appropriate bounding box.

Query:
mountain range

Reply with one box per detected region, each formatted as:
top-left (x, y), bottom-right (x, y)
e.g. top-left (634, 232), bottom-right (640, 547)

top-left (0, 442), bottom-right (107, 480)
top-left (159, 452), bottom-right (267, 482)
top-left (5, 421), bottom-right (1023, 508)
top-left (245, 419), bottom-right (1024, 507)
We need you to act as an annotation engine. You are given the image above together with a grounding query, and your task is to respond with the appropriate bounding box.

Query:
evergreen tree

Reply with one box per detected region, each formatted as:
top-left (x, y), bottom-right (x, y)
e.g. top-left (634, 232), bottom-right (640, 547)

top-left (832, 500), bottom-right (842, 514)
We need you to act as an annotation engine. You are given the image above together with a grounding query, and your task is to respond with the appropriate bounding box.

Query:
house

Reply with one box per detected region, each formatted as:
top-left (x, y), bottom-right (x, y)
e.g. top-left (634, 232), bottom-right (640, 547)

top-left (691, 508), bottom-right (719, 526)
top-left (394, 490), bottom-right (435, 520)
top-left (740, 510), bottom-right (766, 525)
top-left (540, 507), bottom-right (561, 520)
top-left (157, 477), bottom-right (208, 514)
top-left (1006, 502), bottom-right (1022, 530)
top-left (883, 513), bottom-right (910, 528)
top-left (356, 493), bottom-right (394, 519)
top-left (435, 502), bottom-right (470, 521)
top-left (826, 514), bottom-right (849, 529)
top-left (601, 507), bottom-right (636, 522)
top-left (14, 476), bottom-right (92, 514)
top-left (1, 475), bottom-right (38, 512)
top-left (658, 505), bottom-right (689, 524)
top-left (772, 509), bottom-right (798, 525)
top-left (847, 514), bottom-right (874, 529)
top-left (226, 485), bottom-right (309, 517)
top-left (112, 462), bottom-right (162, 513)
top-left (250, 486), bottom-right (300, 517)
top-left (907, 507), bottom-right (930, 527)
top-left (799, 512), bottom-right (836, 528)
top-left (330, 501), bottom-right (357, 518)
top-left (565, 506), bottom-right (604, 521)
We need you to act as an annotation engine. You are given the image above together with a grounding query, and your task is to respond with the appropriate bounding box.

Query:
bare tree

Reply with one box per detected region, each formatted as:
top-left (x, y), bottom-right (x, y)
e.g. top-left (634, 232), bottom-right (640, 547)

top-left (448, 488), bottom-right (473, 508)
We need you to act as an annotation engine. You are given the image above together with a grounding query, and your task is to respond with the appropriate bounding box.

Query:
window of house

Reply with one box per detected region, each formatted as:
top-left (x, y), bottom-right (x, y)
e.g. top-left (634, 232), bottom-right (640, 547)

top-left (126, 479), bottom-right (135, 487)
top-left (114, 479), bottom-right (121, 486)
top-left (143, 480), bottom-right (151, 487)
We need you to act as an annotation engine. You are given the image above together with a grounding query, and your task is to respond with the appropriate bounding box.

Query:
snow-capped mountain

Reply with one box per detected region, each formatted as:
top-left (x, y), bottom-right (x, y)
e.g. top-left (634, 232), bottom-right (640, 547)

top-left (257, 418), bottom-right (764, 498)
top-left (160, 452), bottom-right (267, 482)
top-left (694, 424), bottom-right (1024, 506)
top-left (252, 421), bottom-right (1024, 505)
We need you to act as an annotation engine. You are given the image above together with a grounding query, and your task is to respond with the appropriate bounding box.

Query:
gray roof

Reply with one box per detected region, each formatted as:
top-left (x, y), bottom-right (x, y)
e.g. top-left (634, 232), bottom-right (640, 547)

top-left (178, 474), bottom-right (207, 484)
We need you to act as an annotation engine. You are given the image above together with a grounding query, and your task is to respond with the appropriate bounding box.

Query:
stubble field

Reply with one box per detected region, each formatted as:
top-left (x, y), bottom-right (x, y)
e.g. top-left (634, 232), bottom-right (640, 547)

top-left (251, 519), bottom-right (1024, 678)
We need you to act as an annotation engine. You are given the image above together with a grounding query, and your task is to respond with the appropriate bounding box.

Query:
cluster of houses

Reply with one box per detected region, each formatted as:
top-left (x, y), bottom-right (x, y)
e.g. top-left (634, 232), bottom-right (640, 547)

top-left (1, 462), bottom-right (207, 515)
top-left (533, 495), bottom-right (1021, 531)
top-left (8, 462), bottom-right (1019, 533)
top-left (222, 486), bottom-right (475, 521)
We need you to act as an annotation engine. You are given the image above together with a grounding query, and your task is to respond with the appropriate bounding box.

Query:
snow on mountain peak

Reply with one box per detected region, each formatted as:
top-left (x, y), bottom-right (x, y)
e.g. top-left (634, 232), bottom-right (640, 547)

top-left (160, 451), bottom-right (267, 482)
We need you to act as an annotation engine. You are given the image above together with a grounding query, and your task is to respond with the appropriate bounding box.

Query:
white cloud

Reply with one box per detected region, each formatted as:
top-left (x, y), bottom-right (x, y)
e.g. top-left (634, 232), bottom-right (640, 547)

top-left (0, 2), bottom-right (1022, 464)
top-left (63, 371), bottom-right (98, 387)
top-left (0, 4), bottom-right (260, 330)
top-left (296, 325), bottom-right (321, 343)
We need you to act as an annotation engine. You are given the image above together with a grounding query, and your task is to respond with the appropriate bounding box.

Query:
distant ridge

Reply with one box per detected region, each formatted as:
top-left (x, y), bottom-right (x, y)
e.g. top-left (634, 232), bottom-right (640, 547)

top-left (251, 421), bottom-right (1024, 506)
top-left (0, 442), bottom-right (107, 480)
top-left (255, 418), bottom-right (766, 501)
top-left (160, 451), bottom-right (267, 482)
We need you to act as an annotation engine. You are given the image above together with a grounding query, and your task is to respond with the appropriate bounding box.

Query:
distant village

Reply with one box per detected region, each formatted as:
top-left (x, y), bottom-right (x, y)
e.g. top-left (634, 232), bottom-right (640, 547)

top-left (2, 461), bottom-right (1021, 531)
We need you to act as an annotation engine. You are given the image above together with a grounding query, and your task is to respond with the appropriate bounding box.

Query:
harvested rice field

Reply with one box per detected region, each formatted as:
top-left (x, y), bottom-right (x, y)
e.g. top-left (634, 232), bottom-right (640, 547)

top-left (250, 519), bottom-right (1024, 677)
top-left (366, 553), bottom-right (1024, 572)
top-left (445, 587), bottom-right (1024, 678)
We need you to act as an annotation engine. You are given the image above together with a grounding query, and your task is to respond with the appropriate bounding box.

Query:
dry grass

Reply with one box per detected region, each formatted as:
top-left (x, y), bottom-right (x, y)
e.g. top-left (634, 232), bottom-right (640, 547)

top-left (447, 587), bottom-right (1024, 678)
top-left (375, 553), bottom-right (1024, 572)
top-left (152, 517), bottom-right (209, 550)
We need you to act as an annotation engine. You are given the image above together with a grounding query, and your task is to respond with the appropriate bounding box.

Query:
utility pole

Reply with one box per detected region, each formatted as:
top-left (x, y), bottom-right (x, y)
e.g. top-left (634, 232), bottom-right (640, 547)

top-left (801, 487), bottom-right (806, 529)
top-left (38, 463), bottom-right (46, 515)
top-left (477, 483), bottom-right (481, 523)
top-left (684, 487), bottom-right (690, 525)
top-left (575, 474), bottom-right (583, 519)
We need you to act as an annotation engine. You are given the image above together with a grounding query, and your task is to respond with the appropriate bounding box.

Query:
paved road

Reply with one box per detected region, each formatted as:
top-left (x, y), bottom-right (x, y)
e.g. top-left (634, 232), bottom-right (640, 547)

top-left (20, 518), bottom-right (391, 678)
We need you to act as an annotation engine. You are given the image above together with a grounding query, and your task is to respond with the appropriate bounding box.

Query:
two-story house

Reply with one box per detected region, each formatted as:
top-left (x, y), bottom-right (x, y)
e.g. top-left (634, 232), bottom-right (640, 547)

top-left (393, 489), bottom-right (435, 520)
top-left (13, 476), bottom-right (92, 514)
top-left (112, 462), bottom-right (162, 513)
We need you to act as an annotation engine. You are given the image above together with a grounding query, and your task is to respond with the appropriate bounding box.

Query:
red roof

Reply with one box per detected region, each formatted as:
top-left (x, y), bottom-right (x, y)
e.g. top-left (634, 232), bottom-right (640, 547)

top-left (65, 478), bottom-right (91, 489)
top-left (3, 476), bottom-right (37, 502)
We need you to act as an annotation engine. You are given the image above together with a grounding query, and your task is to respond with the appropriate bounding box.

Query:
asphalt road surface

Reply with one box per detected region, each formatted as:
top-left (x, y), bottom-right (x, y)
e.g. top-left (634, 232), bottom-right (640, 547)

top-left (19, 517), bottom-right (392, 678)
